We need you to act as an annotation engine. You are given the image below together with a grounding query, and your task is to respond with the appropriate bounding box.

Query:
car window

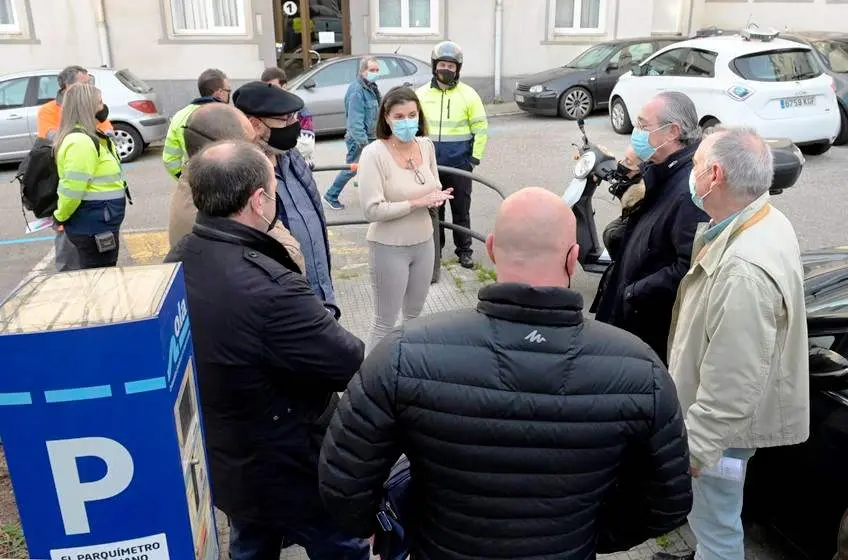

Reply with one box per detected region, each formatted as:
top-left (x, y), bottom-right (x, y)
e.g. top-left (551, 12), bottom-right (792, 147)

top-left (376, 57), bottom-right (408, 80)
top-left (642, 48), bottom-right (688, 76)
top-left (812, 40), bottom-right (848, 73)
top-left (116, 69), bottom-right (153, 94)
top-left (310, 59), bottom-right (359, 88)
top-left (397, 58), bottom-right (418, 76)
top-left (35, 75), bottom-right (59, 104)
top-left (0, 77), bottom-right (30, 110)
top-left (681, 49), bottom-right (717, 77)
top-left (609, 42), bottom-right (655, 71)
top-left (732, 49), bottom-right (821, 82)
top-left (565, 44), bottom-right (618, 69)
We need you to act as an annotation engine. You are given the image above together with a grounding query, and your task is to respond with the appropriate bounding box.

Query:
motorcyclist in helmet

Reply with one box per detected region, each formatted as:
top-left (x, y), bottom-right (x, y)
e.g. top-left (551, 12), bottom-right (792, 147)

top-left (417, 41), bottom-right (489, 275)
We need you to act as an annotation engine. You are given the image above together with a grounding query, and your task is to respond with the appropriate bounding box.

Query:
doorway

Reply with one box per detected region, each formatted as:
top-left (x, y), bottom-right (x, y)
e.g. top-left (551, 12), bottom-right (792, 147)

top-left (274, 0), bottom-right (352, 79)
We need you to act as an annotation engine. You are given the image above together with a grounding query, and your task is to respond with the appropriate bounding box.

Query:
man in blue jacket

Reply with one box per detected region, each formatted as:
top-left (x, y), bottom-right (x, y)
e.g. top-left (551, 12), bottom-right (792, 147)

top-left (234, 81), bottom-right (340, 318)
top-left (323, 57), bottom-right (381, 210)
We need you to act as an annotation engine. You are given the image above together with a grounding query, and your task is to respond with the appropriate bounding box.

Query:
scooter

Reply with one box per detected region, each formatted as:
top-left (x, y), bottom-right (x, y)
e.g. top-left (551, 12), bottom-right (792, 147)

top-left (561, 118), bottom-right (807, 274)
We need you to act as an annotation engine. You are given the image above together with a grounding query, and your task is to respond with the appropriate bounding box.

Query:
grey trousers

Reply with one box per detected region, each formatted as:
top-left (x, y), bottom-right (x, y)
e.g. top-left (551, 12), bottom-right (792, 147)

top-left (54, 230), bottom-right (81, 272)
top-left (366, 238), bottom-right (435, 354)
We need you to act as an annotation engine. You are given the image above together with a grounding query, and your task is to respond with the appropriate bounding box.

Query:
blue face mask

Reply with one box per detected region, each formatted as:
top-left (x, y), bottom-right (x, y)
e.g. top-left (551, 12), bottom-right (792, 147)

top-left (689, 168), bottom-right (712, 211)
top-left (366, 71), bottom-right (380, 82)
top-left (392, 118), bottom-right (419, 142)
top-left (629, 124), bottom-right (669, 161)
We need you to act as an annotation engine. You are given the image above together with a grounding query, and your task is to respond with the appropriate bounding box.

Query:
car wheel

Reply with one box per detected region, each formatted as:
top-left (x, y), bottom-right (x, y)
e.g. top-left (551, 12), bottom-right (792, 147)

top-left (559, 87), bottom-right (593, 120)
top-left (800, 141), bottom-right (832, 156)
top-left (610, 97), bottom-right (633, 134)
top-left (701, 117), bottom-right (720, 133)
top-left (834, 105), bottom-right (848, 146)
top-left (111, 123), bottom-right (144, 163)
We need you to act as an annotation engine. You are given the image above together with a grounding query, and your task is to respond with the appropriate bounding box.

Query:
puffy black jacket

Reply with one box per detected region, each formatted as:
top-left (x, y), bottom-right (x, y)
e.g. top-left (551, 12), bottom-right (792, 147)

top-left (319, 283), bottom-right (692, 559)
top-left (592, 143), bottom-right (708, 362)
top-left (165, 214), bottom-right (364, 526)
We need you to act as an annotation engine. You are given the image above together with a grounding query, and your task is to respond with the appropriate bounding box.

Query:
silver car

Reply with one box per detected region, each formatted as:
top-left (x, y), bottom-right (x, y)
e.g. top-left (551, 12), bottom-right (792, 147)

top-left (287, 53), bottom-right (432, 135)
top-left (0, 67), bottom-right (168, 163)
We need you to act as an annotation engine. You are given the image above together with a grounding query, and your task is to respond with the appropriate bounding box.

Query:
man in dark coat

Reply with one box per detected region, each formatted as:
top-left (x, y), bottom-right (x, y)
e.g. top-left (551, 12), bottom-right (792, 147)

top-left (592, 91), bottom-right (709, 362)
top-left (165, 140), bottom-right (369, 560)
top-left (318, 187), bottom-right (692, 560)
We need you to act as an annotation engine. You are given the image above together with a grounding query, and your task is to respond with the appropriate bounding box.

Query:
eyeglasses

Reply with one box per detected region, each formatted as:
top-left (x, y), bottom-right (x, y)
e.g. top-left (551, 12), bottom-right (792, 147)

top-left (406, 159), bottom-right (426, 185)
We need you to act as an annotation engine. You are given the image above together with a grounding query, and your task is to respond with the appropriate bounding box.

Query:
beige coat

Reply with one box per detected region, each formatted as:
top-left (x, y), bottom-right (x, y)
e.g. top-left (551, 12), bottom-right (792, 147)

top-left (168, 177), bottom-right (306, 272)
top-left (668, 193), bottom-right (809, 469)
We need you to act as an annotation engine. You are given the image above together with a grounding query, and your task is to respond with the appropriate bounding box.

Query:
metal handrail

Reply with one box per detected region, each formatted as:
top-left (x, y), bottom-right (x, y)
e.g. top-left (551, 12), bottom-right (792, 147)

top-left (311, 164), bottom-right (504, 244)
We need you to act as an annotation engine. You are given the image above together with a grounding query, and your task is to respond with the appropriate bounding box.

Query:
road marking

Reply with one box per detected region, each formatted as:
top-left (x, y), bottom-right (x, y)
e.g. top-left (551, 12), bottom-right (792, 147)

top-left (0, 235), bottom-right (54, 246)
top-left (123, 230), bottom-right (170, 265)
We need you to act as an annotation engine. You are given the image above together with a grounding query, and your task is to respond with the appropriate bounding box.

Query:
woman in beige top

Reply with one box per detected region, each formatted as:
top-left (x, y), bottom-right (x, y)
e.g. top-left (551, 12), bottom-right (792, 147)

top-left (358, 87), bottom-right (453, 353)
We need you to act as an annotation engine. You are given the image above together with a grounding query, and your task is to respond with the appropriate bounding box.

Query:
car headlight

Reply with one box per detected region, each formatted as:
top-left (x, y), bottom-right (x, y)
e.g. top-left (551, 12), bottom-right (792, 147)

top-left (529, 85), bottom-right (545, 94)
top-left (573, 151), bottom-right (596, 179)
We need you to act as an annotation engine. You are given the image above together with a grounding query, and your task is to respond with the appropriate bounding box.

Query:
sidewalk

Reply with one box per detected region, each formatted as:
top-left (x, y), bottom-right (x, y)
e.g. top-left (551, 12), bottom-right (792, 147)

top-left (483, 100), bottom-right (523, 118)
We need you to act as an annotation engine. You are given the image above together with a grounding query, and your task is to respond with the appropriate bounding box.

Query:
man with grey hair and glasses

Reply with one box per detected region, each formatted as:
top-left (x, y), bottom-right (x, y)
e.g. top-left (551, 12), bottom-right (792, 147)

top-left (656, 126), bottom-right (809, 560)
top-left (324, 56), bottom-right (381, 210)
top-left (592, 91), bottom-right (708, 362)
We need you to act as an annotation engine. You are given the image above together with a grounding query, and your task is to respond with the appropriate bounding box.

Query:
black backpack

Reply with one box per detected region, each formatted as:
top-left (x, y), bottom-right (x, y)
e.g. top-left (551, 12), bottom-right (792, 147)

top-left (16, 135), bottom-right (100, 219)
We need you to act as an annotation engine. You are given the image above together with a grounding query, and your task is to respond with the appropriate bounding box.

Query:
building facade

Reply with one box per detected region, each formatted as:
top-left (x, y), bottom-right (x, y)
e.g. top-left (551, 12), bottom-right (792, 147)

top-left (1, 0), bottom-right (846, 116)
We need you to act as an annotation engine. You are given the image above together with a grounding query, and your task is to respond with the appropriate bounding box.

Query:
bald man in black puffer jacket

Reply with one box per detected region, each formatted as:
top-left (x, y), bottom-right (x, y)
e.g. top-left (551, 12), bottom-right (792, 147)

top-left (319, 187), bottom-right (692, 560)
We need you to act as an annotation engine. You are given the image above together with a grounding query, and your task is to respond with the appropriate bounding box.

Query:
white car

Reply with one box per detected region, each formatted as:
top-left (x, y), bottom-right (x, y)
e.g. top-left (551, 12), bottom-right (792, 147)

top-left (609, 32), bottom-right (840, 155)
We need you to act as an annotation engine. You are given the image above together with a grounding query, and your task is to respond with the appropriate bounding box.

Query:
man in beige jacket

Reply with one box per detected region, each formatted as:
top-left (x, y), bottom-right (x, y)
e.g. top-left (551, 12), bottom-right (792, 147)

top-left (659, 126), bottom-right (809, 560)
top-left (168, 103), bottom-right (305, 272)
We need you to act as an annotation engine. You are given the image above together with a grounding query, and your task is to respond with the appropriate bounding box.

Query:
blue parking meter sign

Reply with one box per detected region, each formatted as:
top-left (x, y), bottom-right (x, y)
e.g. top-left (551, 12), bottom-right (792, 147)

top-left (0, 263), bottom-right (218, 560)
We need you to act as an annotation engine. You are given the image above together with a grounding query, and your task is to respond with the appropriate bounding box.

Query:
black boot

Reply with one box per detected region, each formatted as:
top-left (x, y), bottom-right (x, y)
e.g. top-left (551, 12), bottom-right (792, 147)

top-left (459, 254), bottom-right (474, 269)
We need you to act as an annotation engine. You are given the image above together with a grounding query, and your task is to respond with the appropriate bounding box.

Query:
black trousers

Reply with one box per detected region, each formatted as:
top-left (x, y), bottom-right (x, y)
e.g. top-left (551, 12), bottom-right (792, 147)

top-left (437, 168), bottom-right (473, 258)
top-left (67, 233), bottom-right (120, 269)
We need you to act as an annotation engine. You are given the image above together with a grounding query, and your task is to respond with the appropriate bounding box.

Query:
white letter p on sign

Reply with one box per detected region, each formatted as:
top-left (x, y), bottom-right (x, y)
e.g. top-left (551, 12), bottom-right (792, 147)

top-left (46, 437), bottom-right (134, 535)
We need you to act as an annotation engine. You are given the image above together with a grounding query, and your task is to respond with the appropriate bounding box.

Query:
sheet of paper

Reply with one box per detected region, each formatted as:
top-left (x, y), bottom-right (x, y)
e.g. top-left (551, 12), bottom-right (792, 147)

top-left (26, 217), bottom-right (53, 233)
top-left (701, 457), bottom-right (744, 481)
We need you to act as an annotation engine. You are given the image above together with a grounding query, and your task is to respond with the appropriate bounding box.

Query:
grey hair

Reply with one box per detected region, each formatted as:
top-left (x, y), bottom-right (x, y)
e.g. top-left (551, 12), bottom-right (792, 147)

top-left (54, 84), bottom-right (100, 152)
top-left (703, 126), bottom-right (774, 199)
top-left (184, 104), bottom-right (249, 157)
top-left (188, 140), bottom-right (273, 217)
top-left (359, 56), bottom-right (378, 73)
top-left (655, 91), bottom-right (701, 145)
top-left (58, 65), bottom-right (88, 91)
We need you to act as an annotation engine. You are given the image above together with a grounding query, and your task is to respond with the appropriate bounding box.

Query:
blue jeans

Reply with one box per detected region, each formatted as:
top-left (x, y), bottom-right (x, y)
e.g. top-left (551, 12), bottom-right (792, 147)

top-left (326, 140), bottom-right (366, 202)
top-left (228, 516), bottom-right (370, 560)
top-left (688, 448), bottom-right (756, 560)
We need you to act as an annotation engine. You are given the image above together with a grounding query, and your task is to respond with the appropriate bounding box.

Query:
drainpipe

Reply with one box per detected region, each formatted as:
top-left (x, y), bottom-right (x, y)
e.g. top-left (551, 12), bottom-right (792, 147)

top-left (93, 0), bottom-right (113, 67)
top-left (494, 0), bottom-right (503, 100)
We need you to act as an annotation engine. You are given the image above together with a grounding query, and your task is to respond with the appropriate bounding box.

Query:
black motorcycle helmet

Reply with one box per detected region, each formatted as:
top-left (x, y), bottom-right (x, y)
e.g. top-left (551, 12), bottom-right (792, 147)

top-left (431, 41), bottom-right (463, 85)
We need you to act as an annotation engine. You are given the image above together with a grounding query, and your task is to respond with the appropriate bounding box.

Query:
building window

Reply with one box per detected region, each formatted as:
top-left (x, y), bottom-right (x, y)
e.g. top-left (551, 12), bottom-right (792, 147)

top-left (377, 0), bottom-right (438, 34)
top-left (0, 0), bottom-right (19, 33)
top-left (170, 0), bottom-right (246, 35)
top-left (553, 0), bottom-right (605, 34)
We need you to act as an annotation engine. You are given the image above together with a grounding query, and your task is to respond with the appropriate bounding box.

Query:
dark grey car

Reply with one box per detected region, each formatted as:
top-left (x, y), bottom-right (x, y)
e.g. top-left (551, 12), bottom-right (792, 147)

top-left (514, 36), bottom-right (683, 120)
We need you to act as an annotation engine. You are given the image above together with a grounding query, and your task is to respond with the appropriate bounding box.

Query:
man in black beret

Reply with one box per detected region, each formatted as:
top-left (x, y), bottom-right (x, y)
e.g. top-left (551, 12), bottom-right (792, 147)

top-left (234, 81), bottom-right (339, 318)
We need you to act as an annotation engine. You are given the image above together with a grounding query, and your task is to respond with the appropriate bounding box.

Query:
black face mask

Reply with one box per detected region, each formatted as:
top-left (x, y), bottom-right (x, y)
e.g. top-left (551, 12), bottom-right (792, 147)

top-left (261, 191), bottom-right (281, 232)
top-left (95, 104), bottom-right (109, 123)
top-left (435, 69), bottom-right (457, 85)
top-left (266, 121), bottom-right (301, 151)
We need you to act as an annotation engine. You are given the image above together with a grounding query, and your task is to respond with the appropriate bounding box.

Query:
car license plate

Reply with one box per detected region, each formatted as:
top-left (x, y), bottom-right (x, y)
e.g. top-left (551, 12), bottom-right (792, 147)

top-left (780, 95), bottom-right (816, 109)
top-left (515, 94), bottom-right (525, 103)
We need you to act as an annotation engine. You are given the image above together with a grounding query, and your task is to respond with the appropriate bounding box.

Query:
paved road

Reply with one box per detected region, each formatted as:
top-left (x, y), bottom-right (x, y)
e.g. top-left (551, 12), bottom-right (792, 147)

top-left (0, 111), bottom-right (835, 558)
